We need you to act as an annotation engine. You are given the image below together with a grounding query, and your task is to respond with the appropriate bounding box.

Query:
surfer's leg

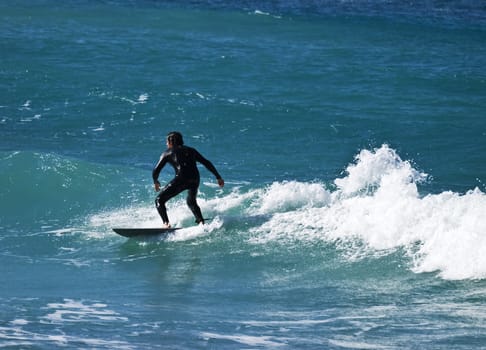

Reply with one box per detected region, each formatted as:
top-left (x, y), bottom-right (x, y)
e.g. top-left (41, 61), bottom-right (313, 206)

top-left (155, 194), bottom-right (170, 225)
top-left (186, 184), bottom-right (204, 224)
top-left (155, 181), bottom-right (183, 225)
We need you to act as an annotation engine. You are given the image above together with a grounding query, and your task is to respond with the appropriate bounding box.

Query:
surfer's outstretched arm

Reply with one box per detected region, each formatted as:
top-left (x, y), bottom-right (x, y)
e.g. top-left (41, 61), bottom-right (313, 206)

top-left (194, 150), bottom-right (224, 187)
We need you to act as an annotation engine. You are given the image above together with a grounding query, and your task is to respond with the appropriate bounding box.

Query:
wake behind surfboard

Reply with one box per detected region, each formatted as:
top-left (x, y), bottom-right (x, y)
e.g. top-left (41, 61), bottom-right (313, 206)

top-left (112, 227), bottom-right (181, 238)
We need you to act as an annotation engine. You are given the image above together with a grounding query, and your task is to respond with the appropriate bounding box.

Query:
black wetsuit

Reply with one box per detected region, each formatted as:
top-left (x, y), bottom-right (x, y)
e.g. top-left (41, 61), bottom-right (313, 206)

top-left (152, 145), bottom-right (222, 224)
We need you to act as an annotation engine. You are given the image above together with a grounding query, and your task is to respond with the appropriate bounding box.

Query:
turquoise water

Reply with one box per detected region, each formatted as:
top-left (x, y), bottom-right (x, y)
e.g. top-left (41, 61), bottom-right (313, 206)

top-left (2, 1), bottom-right (486, 348)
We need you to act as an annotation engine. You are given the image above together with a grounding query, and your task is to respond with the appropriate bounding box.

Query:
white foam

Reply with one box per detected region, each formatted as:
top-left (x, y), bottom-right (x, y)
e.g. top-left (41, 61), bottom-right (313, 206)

top-left (117, 92), bottom-right (149, 105)
top-left (10, 319), bottom-right (29, 326)
top-left (137, 93), bottom-right (149, 103)
top-left (201, 332), bottom-right (285, 347)
top-left (41, 299), bottom-right (128, 323)
top-left (334, 145), bottom-right (427, 196)
top-left (0, 325), bottom-right (134, 349)
top-left (44, 228), bottom-right (74, 235)
top-left (255, 181), bottom-right (331, 215)
top-left (252, 9), bottom-right (282, 19)
top-left (254, 10), bottom-right (271, 16)
top-left (1, 299), bottom-right (132, 349)
top-left (247, 145), bottom-right (486, 280)
top-left (21, 100), bottom-right (31, 109)
top-left (91, 123), bottom-right (105, 132)
top-left (88, 205), bottom-right (163, 234)
top-left (411, 188), bottom-right (486, 279)
top-left (329, 338), bottom-right (389, 349)
top-left (166, 217), bottom-right (223, 242)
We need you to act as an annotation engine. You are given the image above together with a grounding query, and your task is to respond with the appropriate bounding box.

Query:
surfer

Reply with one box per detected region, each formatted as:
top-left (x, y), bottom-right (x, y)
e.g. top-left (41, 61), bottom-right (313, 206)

top-left (152, 131), bottom-right (224, 228)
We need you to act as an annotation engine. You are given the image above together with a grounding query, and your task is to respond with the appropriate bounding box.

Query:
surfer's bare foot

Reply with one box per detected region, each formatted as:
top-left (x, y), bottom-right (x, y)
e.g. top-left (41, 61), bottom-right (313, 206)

top-left (162, 223), bottom-right (171, 229)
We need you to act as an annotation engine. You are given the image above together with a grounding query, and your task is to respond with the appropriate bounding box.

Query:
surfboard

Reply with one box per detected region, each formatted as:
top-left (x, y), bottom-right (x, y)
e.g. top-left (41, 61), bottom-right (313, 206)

top-left (112, 227), bottom-right (180, 238)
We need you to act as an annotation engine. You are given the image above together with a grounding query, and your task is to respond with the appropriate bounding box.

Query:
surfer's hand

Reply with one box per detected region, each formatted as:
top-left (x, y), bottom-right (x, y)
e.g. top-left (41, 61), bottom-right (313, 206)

top-left (154, 182), bottom-right (161, 192)
top-left (217, 178), bottom-right (225, 188)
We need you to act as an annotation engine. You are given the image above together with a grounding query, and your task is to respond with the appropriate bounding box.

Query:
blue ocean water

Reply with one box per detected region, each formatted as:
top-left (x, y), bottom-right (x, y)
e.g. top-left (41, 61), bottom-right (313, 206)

top-left (1, 1), bottom-right (486, 348)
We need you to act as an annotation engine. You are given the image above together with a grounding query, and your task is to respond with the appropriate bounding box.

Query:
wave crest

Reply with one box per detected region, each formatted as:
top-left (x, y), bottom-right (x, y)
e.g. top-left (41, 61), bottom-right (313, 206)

top-left (246, 145), bottom-right (486, 280)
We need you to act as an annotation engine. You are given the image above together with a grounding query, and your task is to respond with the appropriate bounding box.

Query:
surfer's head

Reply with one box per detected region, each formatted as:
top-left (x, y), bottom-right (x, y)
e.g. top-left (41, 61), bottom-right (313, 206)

top-left (167, 131), bottom-right (184, 146)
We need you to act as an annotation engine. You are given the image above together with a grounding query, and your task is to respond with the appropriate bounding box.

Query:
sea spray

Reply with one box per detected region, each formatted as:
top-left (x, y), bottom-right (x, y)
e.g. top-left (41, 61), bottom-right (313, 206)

top-left (254, 181), bottom-right (331, 214)
top-left (334, 145), bottom-right (428, 197)
top-left (246, 145), bottom-right (486, 280)
top-left (411, 188), bottom-right (486, 280)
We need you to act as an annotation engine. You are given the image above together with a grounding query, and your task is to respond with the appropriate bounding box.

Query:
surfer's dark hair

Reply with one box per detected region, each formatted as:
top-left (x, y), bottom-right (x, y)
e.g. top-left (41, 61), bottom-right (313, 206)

top-left (167, 131), bottom-right (184, 146)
